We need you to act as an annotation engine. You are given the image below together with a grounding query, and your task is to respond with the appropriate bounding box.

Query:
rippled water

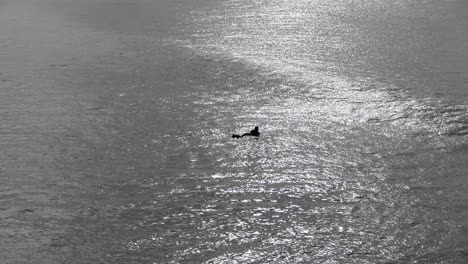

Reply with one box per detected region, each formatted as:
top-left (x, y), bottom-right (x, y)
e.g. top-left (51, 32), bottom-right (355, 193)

top-left (160, 1), bottom-right (468, 262)
top-left (1, 0), bottom-right (467, 263)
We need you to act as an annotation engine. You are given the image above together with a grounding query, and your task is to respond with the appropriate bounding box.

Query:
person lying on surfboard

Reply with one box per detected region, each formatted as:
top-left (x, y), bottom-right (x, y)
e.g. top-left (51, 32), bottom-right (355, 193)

top-left (232, 126), bottom-right (260, 138)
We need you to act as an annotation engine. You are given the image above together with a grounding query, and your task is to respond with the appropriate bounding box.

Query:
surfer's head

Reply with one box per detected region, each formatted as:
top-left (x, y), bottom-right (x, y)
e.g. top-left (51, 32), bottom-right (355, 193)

top-left (254, 126), bottom-right (259, 131)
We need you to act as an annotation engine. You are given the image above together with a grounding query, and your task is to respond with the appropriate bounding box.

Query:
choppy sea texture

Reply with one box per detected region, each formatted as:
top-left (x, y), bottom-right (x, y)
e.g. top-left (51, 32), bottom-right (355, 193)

top-left (115, 50), bottom-right (468, 263)
top-left (1, 0), bottom-right (467, 263)
top-left (180, 0), bottom-right (467, 99)
top-left (126, 0), bottom-right (468, 262)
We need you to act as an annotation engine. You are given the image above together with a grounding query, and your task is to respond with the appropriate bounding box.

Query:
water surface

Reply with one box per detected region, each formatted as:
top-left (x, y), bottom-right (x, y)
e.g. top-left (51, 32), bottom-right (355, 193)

top-left (1, 0), bottom-right (467, 263)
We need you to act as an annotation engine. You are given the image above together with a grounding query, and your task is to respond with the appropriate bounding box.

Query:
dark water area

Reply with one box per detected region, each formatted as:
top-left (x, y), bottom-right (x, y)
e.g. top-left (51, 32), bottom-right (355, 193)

top-left (1, 0), bottom-right (467, 263)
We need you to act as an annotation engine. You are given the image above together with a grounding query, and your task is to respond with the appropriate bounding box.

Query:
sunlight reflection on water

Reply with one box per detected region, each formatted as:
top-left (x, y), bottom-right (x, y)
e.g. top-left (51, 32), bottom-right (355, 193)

top-left (116, 53), bottom-right (465, 262)
top-left (2, 1), bottom-right (467, 263)
top-left (86, 0), bottom-right (468, 263)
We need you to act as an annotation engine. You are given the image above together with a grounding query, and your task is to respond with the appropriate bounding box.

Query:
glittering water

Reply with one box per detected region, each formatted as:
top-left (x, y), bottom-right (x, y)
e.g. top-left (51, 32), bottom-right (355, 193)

top-left (1, 0), bottom-right (467, 263)
top-left (156, 1), bottom-right (468, 262)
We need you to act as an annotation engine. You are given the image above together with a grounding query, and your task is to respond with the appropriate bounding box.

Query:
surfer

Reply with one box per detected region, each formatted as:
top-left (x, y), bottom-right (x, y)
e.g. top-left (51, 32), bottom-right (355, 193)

top-left (232, 126), bottom-right (260, 139)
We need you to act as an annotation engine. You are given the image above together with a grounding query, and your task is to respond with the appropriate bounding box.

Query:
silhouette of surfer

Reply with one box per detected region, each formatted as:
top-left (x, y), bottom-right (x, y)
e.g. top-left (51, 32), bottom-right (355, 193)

top-left (232, 126), bottom-right (260, 139)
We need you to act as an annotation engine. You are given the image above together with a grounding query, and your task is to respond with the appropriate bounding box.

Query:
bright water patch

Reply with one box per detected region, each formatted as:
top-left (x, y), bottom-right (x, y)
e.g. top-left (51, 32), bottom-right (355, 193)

top-left (107, 45), bottom-right (467, 262)
top-left (3, 0), bottom-right (465, 263)
top-left (118, 0), bottom-right (468, 262)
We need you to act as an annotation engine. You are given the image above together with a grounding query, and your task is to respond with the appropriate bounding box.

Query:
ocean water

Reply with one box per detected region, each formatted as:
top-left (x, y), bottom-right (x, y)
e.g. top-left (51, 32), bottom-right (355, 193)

top-left (1, 0), bottom-right (467, 263)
